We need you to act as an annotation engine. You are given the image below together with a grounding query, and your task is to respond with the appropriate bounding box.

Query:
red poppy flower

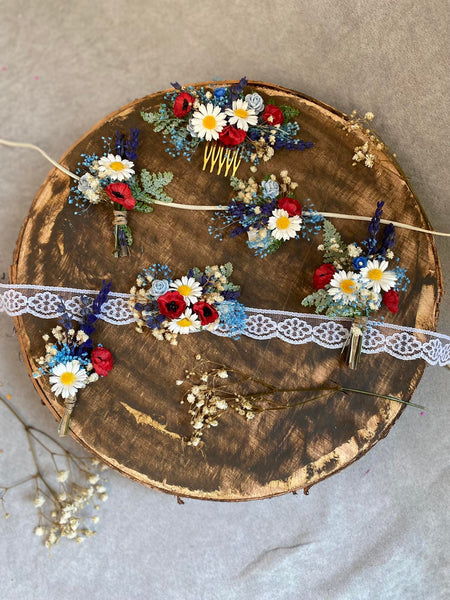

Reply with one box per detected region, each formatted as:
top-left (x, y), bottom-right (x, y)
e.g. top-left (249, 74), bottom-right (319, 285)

top-left (277, 196), bottom-right (302, 217)
top-left (218, 125), bottom-right (247, 147)
top-left (173, 92), bottom-right (195, 118)
top-left (105, 183), bottom-right (136, 210)
top-left (91, 346), bottom-right (114, 377)
top-left (313, 264), bottom-right (336, 290)
top-left (383, 289), bottom-right (399, 313)
top-left (192, 301), bottom-right (219, 326)
top-left (157, 291), bottom-right (187, 319)
top-left (262, 104), bottom-right (284, 126)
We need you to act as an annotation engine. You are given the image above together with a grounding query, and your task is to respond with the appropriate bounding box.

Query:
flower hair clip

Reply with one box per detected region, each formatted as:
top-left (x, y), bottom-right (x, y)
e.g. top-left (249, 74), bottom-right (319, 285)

top-left (69, 128), bottom-right (174, 257)
top-left (32, 282), bottom-right (114, 436)
top-left (141, 77), bottom-right (313, 176)
top-left (130, 263), bottom-right (246, 344)
top-left (302, 202), bottom-right (408, 368)
top-left (209, 171), bottom-right (323, 256)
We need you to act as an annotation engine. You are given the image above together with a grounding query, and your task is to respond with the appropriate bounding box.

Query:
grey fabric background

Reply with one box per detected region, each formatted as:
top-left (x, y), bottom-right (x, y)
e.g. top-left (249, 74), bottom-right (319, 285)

top-left (0, 1), bottom-right (449, 598)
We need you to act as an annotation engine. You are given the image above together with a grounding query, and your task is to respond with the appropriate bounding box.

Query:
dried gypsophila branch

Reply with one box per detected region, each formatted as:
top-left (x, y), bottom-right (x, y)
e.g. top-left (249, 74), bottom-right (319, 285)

top-left (177, 356), bottom-right (426, 446)
top-left (343, 110), bottom-right (402, 175)
top-left (0, 393), bottom-right (108, 548)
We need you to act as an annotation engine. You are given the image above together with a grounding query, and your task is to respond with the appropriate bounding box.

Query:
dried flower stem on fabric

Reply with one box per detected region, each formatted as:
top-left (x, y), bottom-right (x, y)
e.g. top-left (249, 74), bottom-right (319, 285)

top-left (0, 393), bottom-right (108, 548)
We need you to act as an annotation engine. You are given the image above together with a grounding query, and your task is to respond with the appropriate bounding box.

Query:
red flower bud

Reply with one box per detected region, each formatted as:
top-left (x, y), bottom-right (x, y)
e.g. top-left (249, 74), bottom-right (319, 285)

top-left (192, 301), bottom-right (219, 326)
top-left (157, 291), bottom-right (187, 319)
top-left (91, 346), bottom-right (114, 377)
top-left (383, 289), bottom-right (399, 313)
top-left (313, 264), bottom-right (336, 290)
top-left (105, 183), bottom-right (136, 210)
top-left (277, 196), bottom-right (302, 217)
top-left (173, 92), bottom-right (195, 118)
top-left (218, 125), bottom-right (247, 147)
top-left (262, 104), bottom-right (284, 126)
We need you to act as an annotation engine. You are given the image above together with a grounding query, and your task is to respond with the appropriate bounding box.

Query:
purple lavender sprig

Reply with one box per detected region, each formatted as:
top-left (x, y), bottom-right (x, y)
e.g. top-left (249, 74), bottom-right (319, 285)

top-left (114, 128), bottom-right (140, 161)
top-left (80, 281), bottom-right (111, 338)
top-left (378, 222), bottom-right (396, 256)
top-left (365, 201), bottom-right (384, 255)
top-left (229, 77), bottom-right (248, 104)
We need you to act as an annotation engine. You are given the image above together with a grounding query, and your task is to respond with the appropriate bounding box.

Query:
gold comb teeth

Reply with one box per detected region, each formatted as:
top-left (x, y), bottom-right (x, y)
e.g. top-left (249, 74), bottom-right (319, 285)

top-left (202, 142), bottom-right (242, 177)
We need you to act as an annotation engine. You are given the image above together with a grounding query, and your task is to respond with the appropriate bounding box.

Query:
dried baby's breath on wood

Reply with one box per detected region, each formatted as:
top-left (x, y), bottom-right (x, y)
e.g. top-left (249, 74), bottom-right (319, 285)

top-left (178, 358), bottom-right (426, 447)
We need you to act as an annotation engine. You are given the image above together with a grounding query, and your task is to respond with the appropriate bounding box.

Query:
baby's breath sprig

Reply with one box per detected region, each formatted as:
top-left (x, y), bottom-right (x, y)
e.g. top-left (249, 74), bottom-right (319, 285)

top-left (343, 110), bottom-right (400, 173)
top-left (0, 393), bottom-right (108, 548)
top-left (178, 356), bottom-right (425, 446)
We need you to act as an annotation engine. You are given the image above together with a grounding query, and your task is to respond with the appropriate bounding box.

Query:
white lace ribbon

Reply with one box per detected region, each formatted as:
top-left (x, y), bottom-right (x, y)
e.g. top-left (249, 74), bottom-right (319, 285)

top-left (1, 283), bottom-right (449, 367)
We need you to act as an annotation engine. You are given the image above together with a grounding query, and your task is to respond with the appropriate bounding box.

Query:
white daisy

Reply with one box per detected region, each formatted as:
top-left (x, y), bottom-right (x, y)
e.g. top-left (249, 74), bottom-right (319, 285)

top-left (328, 271), bottom-right (360, 304)
top-left (225, 99), bottom-right (258, 131)
top-left (267, 208), bottom-right (302, 241)
top-left (190, 103), bottom-right (227, 141)
top-left (170, 276), bottom-right (203, 304)
top-left (97, 154), bottom-right (135, 181)
top-left (49, 360), bottom-right (88, 399)
top-left (167, 309), bottom-right (201, 335)
top-left (360, 259), bottom-right (397, 294)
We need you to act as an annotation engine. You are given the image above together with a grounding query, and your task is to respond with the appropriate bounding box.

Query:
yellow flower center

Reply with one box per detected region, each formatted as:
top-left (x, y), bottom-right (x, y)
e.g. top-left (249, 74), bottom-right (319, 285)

top-left (368, 268), bottom-right (383, 281)
top-left (178, 285), bottom-right (192, 296)
top-left (234, 108), bottom-right (248, 119)
top-left (202, 115), bottom-right (217, 130)
top-left (60, 372), bottom-right (76, 386)
top-left (276, 216), bottom-right (291, 230)
top-left (110, 161), bottom-right (125, 171)
top-left (178, 318), bottom-right (193, 328)
top-left (340, 279), bottom-right (355, 294)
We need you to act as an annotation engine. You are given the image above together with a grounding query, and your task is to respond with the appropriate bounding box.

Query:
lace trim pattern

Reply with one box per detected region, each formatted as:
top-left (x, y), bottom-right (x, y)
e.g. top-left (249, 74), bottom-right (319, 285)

top-left (1, 284), bottom-right (449, 366)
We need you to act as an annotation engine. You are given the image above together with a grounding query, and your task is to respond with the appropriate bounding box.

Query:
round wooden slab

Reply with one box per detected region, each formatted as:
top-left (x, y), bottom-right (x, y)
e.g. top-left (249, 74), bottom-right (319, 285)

top-left (11, 81), bottom-right (443, 500)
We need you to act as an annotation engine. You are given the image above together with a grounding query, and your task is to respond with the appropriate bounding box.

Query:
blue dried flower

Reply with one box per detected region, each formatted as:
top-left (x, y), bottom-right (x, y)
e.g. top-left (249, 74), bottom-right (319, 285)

top-left (214, 87), bottom-right (227, 99)
top-left (261, 179), bottom-right (280, 199)
top-left (245, 92), bottom-right (265, 114)
top-left (352, 256), bottom-right (368, 270)
top-left (150, 279), bottom-right (169, 298)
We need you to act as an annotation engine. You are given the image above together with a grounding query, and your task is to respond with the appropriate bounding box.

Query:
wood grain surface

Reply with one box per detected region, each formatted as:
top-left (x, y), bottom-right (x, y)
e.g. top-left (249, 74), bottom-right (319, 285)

top-left (11, 81), bottom-right (443, 501)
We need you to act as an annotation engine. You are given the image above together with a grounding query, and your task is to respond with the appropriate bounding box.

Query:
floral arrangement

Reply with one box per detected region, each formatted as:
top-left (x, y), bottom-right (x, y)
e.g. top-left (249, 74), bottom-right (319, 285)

top-left (141, 77), bottom-right (313, 167)
top-left (301, 202), bottom-right (409, 367)
top-left (69, 128), bottom-right (173, 257)
top-left (209, 171), bottom-right (323, 256)
top-left (130, 263), bottom-right (246, 343)
top-left (33, 282), bottom-right (114, 436)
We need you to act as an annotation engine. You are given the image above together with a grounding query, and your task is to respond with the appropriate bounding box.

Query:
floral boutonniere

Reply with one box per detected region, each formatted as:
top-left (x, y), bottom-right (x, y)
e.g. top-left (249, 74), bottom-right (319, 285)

top-left (69, 129), bottom-right (173, 257)
top-left (209, 171), bottom-right (323, 256)
top-left (33, 282), bottom-right (113, 436)
top-left (130, 263), bottom-right (246, 343)
top-left (141, 78), bottom-right (313, 176)
top-left (301, 202), bottom-right (409, 368)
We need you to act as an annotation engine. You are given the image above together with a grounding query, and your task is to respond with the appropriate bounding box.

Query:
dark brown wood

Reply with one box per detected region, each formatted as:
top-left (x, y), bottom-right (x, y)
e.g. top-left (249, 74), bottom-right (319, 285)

top-left (11, 81), bottom-right (443, 500)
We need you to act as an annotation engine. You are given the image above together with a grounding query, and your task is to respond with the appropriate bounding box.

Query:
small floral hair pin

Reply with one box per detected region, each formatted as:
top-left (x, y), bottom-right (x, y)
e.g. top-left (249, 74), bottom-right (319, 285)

top-left (209, 171), bottom-right (323, 256)
top-left (130, 263), bottom-right (246, 344)
top-left (301, 202), bottom-right (408, 369)
top-left (69, 129), bottom-right (174, 257)
top-left (33, 282), bottom-right (114, 436)
top-left (141, 77), bottom-right (313, 177)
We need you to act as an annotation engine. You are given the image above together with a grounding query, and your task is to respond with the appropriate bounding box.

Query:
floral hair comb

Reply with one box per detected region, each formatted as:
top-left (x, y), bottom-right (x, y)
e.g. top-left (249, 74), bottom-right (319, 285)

top-left (141, 77), bottom-right (313, 176)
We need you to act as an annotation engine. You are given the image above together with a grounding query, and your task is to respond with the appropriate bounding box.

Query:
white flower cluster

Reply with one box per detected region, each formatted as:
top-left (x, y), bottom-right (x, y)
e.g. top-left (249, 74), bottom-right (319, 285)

top-left (33, 458), bottom-right (108, 548)
top-left (179, 366), bottom-right (256, 447)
